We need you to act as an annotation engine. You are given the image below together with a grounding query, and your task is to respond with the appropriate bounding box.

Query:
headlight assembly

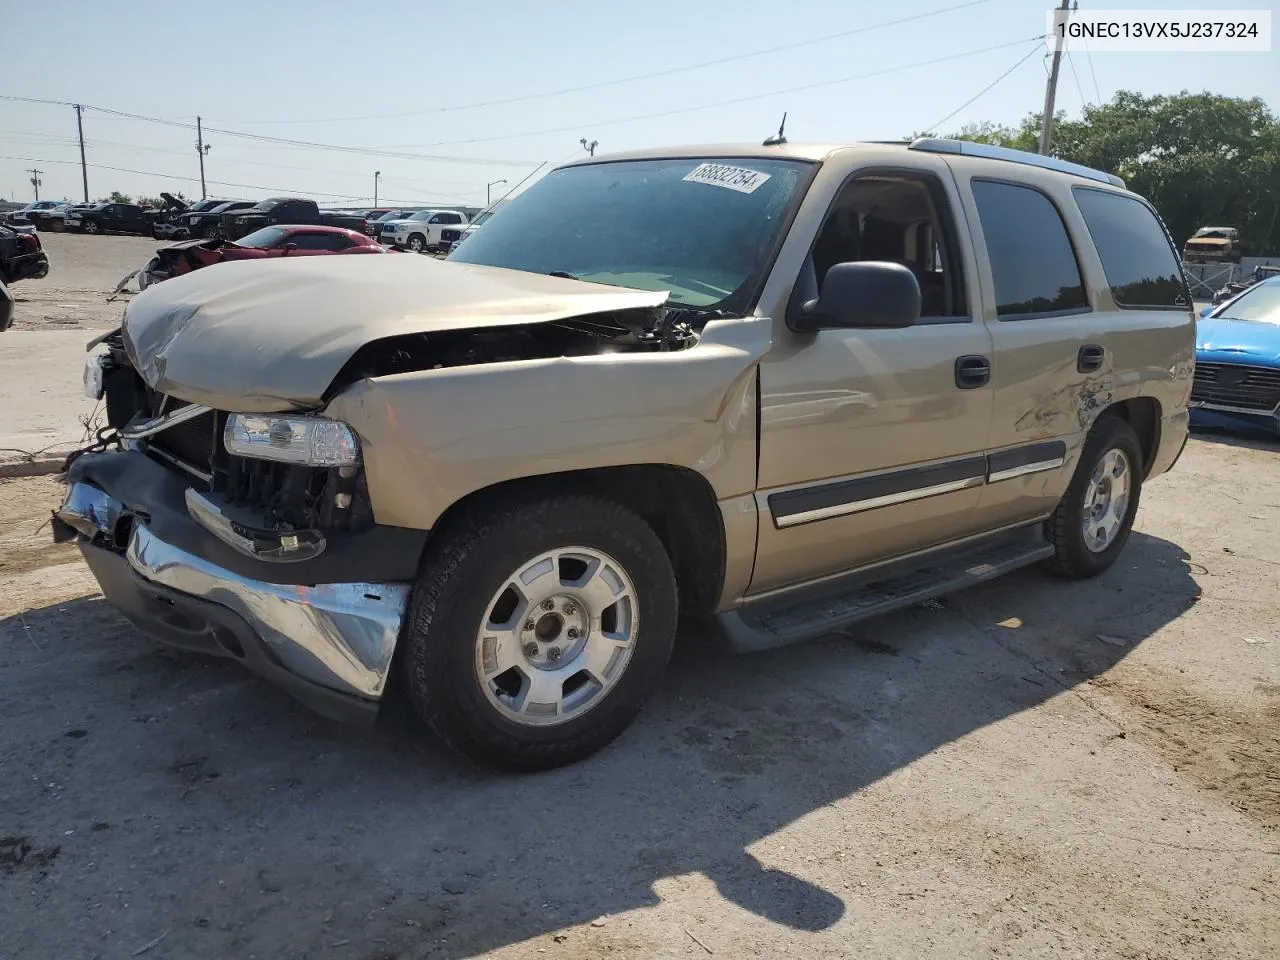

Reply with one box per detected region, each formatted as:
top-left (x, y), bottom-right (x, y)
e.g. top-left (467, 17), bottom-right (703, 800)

top-left (224, 414), bottom-right (360, 467)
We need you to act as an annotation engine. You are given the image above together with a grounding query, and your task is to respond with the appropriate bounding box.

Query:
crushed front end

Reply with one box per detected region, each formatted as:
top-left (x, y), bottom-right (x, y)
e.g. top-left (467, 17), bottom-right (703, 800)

top-left (55, 330), bottom-right (427, 725)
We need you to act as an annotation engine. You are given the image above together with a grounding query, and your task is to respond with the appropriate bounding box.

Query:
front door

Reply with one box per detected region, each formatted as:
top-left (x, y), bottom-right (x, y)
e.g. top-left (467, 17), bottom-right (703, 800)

top-left (751, 166), bottom-right (995, 594)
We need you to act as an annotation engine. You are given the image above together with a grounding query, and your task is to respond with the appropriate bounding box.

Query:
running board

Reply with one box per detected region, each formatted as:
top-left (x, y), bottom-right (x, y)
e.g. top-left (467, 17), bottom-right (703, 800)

top-left (718, 524), bottom-right (1053, 653)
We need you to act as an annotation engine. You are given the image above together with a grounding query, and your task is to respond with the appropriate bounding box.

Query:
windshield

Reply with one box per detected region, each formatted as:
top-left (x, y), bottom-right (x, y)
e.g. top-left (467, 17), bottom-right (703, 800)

top-left (1216, 281), bottom-right (1280, 324)
top-left (1194, 228), bottom-right (1235, 239)
top-left (406, 210), bottom-right (437, 221)
top-left (236, 226), bottom-right (288, 248)
top-left (376, 211), bottom-right (402, 221)
top-left (448, 157), bottom-right (812, 309)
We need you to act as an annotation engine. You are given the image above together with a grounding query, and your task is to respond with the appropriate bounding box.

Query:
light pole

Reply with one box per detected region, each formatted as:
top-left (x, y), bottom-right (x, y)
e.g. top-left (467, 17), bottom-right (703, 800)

top-left (486, 179), bottom-right (507, 206)
top-left (580, 138), bottom-right (598, 156)
top-left (374, 171), bottom-right (381, 207)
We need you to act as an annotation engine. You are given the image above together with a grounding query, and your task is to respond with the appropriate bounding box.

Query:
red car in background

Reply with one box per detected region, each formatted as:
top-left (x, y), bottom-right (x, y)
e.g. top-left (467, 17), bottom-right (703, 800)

top-left (137, 224), bottom-right (393, 289)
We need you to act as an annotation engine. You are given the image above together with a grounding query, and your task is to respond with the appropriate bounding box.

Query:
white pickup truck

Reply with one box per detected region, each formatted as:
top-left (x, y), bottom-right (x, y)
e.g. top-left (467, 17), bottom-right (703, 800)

top-left (379, 209), bottom-right (469, 253)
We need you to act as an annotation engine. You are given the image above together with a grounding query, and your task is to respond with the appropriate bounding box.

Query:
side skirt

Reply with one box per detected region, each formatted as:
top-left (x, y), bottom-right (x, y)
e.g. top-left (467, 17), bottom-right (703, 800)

top-left (717, 522), bottom-right (1052, 653)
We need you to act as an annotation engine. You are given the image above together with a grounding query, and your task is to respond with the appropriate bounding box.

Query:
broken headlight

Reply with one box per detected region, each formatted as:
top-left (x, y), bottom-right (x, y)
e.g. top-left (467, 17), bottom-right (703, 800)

top-left (223, 414), bottom-right (360, 467)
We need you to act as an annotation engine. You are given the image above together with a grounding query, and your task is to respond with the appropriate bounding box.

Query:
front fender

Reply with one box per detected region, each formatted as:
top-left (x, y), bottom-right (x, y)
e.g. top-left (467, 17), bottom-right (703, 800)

top-left (325, 317), bottom-right (770, 530)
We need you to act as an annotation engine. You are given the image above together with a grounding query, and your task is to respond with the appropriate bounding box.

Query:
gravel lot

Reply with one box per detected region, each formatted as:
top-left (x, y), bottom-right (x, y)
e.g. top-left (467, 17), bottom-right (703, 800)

top-left (0, 234), bottom-right (1277, 960)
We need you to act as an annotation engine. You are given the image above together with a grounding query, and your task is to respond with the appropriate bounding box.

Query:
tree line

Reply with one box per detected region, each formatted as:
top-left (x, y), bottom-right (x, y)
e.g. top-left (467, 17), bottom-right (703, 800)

top-left (919, 91), bottom-right (1280, 256)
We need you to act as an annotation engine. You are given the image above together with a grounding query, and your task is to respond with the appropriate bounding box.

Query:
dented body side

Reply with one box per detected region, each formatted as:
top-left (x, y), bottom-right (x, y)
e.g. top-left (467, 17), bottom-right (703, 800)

top-left (325, 317), bottom-right (768, 533)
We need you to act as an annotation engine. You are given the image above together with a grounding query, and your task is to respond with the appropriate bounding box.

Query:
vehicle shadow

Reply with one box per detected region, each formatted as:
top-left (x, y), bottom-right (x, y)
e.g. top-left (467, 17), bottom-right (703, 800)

top-left (1190, 423), bottom-right (1280, 454)
top-left (0, 531), bottom-right (1200, 960)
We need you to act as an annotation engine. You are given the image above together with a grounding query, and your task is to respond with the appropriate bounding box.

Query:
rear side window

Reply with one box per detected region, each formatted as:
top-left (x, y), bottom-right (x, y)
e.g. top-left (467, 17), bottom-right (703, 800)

top-left (971, 180), bottom-right (1088, 318)
top-left (1072, 188), bottom-right (1189, 309)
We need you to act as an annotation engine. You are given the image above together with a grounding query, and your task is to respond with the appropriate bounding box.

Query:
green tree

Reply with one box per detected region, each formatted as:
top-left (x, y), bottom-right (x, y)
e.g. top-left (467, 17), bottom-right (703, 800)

top-left (1051, 91), bottom-right (1280, 253)
top-left (97, 190), bottom-right (133, 204)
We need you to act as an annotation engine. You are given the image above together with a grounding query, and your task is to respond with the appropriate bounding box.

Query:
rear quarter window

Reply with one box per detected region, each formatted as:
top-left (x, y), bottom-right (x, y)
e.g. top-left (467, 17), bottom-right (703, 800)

top-left (1072, 188), bottom-right (1190, 310)
top-left (970, 179), bottom-right (1088, 319)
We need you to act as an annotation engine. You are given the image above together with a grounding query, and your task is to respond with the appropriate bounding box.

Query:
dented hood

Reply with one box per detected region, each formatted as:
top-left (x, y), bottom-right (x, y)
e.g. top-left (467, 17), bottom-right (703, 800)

top-left (123, 253), bottom-right (668, 410)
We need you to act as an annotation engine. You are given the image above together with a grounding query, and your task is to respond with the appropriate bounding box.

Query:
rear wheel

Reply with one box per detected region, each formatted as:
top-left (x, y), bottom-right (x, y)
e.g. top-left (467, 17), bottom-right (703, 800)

top-left (201, 223), bottom-right (219, 239)
top-left (406, 233), bottom-right (426, 252)
top-left (1045, 416), bottom-right (1144, 579)
top-left (83, 220), bottom-right (101, 235)
top-left (400, 494), bottom-right (678, 770)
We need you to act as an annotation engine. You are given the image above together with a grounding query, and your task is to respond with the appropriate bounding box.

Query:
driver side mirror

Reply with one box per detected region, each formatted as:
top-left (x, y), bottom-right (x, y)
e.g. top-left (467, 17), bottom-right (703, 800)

top-left (793, 261), bottom-right (921, 332)
top-left (281, 242), bottom-right (298, 255)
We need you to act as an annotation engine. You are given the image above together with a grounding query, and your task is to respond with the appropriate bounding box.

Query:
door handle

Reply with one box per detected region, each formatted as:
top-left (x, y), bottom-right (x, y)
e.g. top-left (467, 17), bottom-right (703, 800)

top-left (1078, 344), bottom-right (1105, 373)
top-left (954, 355), bottom-right (990, 389)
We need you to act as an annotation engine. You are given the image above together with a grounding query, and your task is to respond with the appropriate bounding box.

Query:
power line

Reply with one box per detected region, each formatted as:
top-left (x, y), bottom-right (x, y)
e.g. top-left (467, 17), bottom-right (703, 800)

top-left (0, 95), bottom-right (543, 167)
top-left (208, 0), bottom-right (994, 125)
top-left (389, 35), bottom-right (1047, 149)
top-left (1065, 47), bottom-right (1088, 107)
top-left (923, 42), bottom-right (1043, 134)
top-left (1080, 31), bottom-right (1103, 103)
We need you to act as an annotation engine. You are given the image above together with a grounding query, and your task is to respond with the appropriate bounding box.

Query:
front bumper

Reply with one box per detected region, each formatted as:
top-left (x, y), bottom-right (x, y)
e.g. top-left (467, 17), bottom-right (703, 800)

top-left (55, 460), bottom-right (423, 726)
top-left (5, 250), bottom-right (49, 281)
top-left (1189, 403), bottom-right (1280, 436)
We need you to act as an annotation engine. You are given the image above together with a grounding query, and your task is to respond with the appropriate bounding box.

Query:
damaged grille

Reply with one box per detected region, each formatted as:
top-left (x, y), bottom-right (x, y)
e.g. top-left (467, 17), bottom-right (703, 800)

top-left (147, 405), bottom-right (218, 473)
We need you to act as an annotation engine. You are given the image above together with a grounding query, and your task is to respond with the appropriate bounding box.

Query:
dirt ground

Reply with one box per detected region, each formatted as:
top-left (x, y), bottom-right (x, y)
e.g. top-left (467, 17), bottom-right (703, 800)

top-left (1, 433), bottom-right (1278, 960)
top-left (7, 231), bottom-right (156, 330)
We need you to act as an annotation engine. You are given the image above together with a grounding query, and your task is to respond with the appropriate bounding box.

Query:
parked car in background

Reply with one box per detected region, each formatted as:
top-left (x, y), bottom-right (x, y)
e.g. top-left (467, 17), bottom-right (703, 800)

top-left (179, 200), bottom-right (256, 240)
top-left (448, 209), bottom-right (495, 252)
top-left (65, 202), bottom-right (155, 236)
top-left (152, 196), bottom-right (220, 239)
top-left (0, 223), bottom-right (50, 284)
top-left (6, 200), bottom-right (70, 231)
top-left (221, 197), bottom-right (367, 240)
top-left (1209, 264), bottom-right (1280, 305)
top-left (137, 224), bottom-right (391, 288)
top-left (1183, 226), bottom-right (1244, 264)
top-left (1192, 275), bottom-right (1280, 435)
top-left (368, 209), bottom-right (415, 237)
top-left (380, 208), bottom-right (468, 252)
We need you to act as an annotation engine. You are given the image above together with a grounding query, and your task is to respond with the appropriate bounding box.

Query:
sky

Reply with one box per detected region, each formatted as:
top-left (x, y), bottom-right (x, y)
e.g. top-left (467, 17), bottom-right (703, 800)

top-left (2, 0), bottom-right (1276, 207)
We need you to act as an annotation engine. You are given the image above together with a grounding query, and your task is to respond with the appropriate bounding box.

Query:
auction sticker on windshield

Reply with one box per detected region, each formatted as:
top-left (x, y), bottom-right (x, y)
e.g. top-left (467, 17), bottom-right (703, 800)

top-left (682, 163), bottom-right (772, 194)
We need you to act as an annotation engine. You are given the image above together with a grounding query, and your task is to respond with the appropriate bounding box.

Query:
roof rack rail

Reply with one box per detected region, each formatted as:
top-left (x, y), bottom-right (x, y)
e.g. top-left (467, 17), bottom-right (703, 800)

top-left (908, 137), bottom-right (1125, 189)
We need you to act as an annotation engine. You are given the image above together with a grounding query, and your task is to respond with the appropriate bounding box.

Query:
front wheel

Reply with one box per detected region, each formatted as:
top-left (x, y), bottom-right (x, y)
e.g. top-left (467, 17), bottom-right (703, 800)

top-left (406, 233), bottom-right (426, 252)
top-left (1045, 416), bottom-right (1144, 579)
top-left (201, 223), bottom-right (219, 239)
top-left (400, 494), bottom-right (678, 770)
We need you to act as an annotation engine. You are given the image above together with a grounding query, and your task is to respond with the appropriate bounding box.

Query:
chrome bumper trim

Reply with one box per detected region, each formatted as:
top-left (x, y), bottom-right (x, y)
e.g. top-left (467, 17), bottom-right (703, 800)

top-left (126, 523), bottom-right (409, 699)
top-left (60, 480), bottom-right (409, 700)
top-left (120, 402), bottom-right (213, 440)
top-left (56, 482), bottom-right (124, 539)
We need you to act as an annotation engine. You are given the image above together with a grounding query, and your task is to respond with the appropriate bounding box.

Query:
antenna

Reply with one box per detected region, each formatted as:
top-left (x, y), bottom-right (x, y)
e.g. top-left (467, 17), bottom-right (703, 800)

top-left (762, 112), bottom-right (788, 147)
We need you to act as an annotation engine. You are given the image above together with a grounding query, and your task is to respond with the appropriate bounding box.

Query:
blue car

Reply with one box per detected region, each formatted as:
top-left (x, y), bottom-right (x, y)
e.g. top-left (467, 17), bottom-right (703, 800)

top-left (1192, 276), bottom-right (1280, 435)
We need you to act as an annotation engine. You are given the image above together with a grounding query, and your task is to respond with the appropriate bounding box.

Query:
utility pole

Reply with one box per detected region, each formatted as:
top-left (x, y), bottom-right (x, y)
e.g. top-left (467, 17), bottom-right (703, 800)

top-left (195, 116), bottom-right (210, 199)
top-left (74, 104), bottom-right (89, 202)
top-left (1039, 0), bottom-right (1072, 155)
top-left (374, 171), bottom-right (381, 206)
top-left (26, 168), bottom-right (42, 201)
top-left (579, 138), bottom-right (598, 156)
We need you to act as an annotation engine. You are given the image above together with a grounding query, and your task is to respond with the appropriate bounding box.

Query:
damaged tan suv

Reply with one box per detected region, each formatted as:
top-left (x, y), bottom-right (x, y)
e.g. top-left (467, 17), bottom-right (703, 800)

top-left (57, 139), bottom-right (1194, 769)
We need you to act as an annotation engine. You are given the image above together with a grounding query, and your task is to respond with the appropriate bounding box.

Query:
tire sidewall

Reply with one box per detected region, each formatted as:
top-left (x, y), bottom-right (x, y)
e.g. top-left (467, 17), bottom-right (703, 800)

top-left (405, 498), bottom-right (677, 763)
top-left (407, 234), bottom-right (425, 252)
top-left (1058, 418), bottom-right (1144, 575)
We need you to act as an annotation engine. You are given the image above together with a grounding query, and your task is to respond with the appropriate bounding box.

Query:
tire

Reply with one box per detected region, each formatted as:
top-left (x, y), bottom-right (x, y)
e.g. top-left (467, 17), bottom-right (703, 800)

top-left (400, 494), bottom-right (678, 771)
top-left (83, 219), bottom-right (101, 235)
top-left (406, 233), bottom-right (426, 253)
top-left (201, 223), bottom-right (219, 239)
top-left (1045, 416), bottom-right (1144, 579)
